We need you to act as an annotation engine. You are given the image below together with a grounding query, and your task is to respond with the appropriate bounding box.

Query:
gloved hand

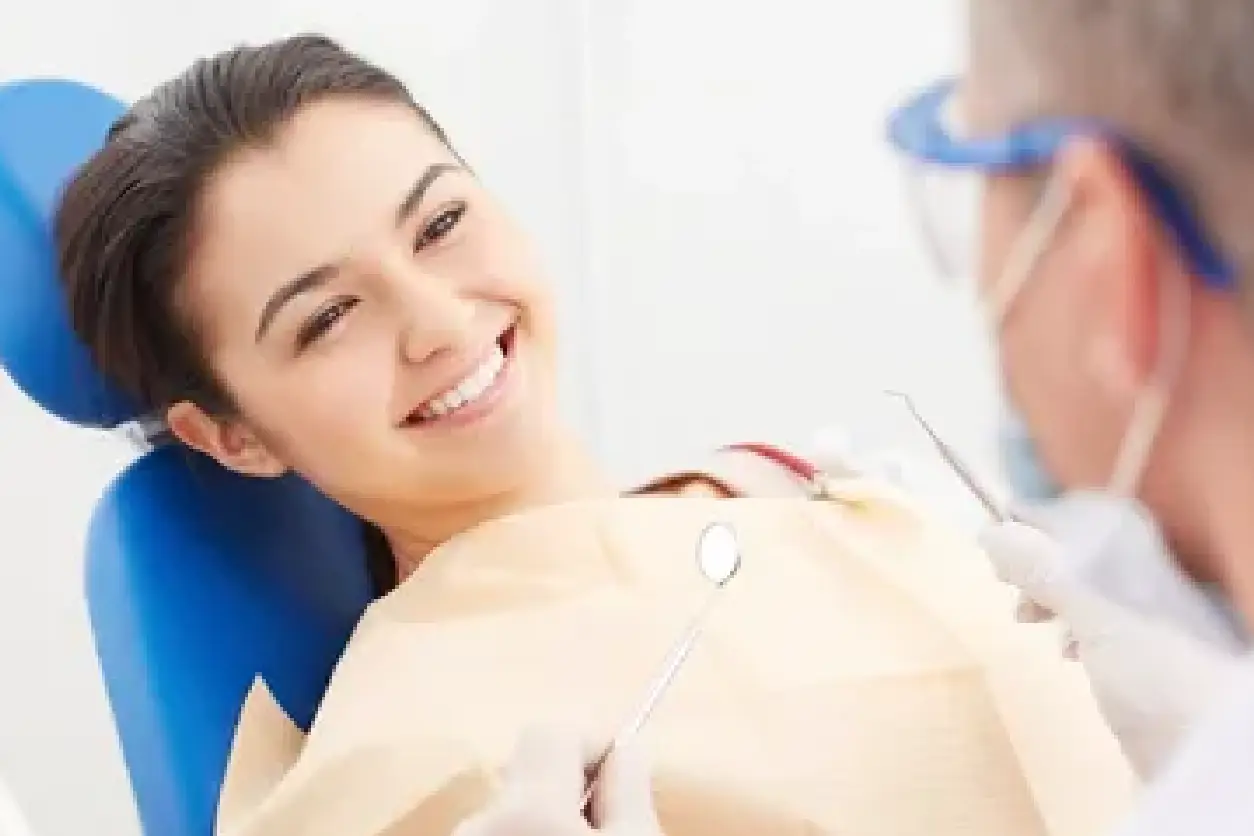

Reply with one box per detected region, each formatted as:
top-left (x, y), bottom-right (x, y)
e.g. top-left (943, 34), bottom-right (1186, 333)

top-left (454, 728), bottom-right (663, 836)
top-left (1007, 492), bottom-right (1246, 652)
top-left (979, 506), bottom-right (1243, 778)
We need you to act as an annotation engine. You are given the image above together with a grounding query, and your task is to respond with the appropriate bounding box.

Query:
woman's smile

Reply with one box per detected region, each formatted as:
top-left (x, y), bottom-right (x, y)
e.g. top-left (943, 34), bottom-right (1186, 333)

top-left (400, 321), bottom-right (521, 432)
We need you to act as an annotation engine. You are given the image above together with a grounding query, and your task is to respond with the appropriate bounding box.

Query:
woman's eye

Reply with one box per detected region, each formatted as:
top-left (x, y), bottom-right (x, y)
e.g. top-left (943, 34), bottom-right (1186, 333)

top-left (296, 297), bottom-right (358, 350)
top-left (414, 202), bottom-right (467, 251)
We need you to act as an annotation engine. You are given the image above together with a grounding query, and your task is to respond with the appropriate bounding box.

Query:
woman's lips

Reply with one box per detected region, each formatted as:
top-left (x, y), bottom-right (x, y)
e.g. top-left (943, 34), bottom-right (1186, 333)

top-left (402, 324), bottom-right (518, 428)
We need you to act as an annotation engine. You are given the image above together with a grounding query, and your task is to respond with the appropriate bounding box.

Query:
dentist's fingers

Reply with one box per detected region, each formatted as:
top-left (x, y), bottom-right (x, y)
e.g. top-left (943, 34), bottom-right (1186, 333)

top-left (504, 726), bottom-right (596, 810)
top-left (979, 520), bottom-right (1120, 638)
top-left (590, 739), bottom-right (661, 833)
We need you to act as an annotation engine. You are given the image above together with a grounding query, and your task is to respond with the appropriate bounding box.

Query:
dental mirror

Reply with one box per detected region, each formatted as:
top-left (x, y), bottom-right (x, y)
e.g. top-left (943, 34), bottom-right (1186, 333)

top-left (696, 521), bottom-right (741, 587)
top-left (581, 521), bottom-right (742, 818)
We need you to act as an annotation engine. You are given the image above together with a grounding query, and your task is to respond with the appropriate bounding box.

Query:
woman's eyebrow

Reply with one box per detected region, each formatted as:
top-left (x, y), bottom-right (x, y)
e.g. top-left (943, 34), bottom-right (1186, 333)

top-left (255, 262), bottom-right (342, 342)
top-left (395, 162), bottom-right (459, 225)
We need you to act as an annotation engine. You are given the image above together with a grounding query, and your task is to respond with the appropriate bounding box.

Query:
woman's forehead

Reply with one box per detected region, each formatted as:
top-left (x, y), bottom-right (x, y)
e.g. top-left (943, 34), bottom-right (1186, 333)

top-left (213, 99), bottom-right (451, 222)
top-left (186, 100), bottom-right (455, 340)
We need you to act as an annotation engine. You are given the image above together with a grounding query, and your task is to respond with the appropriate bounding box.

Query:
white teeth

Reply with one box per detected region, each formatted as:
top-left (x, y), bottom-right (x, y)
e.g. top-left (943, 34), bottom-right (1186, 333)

top-left (416, 344), bottom-right (506, 421)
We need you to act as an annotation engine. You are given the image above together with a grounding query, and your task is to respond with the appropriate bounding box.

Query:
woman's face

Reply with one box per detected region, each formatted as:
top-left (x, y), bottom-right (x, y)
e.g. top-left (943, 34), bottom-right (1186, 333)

top-left (169, 97), bottom-right (562, 517)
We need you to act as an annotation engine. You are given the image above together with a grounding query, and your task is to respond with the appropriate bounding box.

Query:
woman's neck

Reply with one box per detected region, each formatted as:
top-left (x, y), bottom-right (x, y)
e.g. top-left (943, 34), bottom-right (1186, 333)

top-left (383, 439), bottom-right (615, 581)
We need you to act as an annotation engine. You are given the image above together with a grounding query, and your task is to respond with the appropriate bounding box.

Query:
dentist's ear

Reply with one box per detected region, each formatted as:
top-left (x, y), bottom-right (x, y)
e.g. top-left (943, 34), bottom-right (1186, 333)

top-left (166, 400), bottom-right (288, 477)
top-left (1052, 137), bottom-right (1172, 404)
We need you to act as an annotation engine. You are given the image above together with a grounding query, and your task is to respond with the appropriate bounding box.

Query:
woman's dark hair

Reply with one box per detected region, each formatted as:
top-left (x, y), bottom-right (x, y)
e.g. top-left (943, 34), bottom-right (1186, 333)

top-left (55, 34), bottom-right (451, 595)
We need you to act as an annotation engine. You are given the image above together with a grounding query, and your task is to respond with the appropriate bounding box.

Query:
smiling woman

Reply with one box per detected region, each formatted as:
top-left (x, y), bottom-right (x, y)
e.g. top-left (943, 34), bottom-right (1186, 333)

top-left (55, 35), bottom-right (613, 588)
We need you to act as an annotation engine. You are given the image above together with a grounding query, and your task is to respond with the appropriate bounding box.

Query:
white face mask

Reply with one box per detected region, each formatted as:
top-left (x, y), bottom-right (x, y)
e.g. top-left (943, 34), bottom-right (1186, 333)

top-left (997, 404), bottom-right (1063, 502)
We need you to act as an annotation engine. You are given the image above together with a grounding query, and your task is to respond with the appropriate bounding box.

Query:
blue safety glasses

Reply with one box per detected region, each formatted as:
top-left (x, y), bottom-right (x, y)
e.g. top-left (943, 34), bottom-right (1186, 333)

top-left (885, 78), bottom-right (1234, 290)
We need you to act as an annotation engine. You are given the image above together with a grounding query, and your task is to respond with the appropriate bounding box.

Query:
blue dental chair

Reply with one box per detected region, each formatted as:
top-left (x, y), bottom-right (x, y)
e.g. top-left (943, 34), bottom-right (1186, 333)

top-left (0, 79), bottom-right (376, 836)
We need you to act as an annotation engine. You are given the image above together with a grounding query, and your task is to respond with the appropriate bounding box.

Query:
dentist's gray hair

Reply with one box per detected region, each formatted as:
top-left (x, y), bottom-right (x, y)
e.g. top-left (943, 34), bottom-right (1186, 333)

top-left (969, 0), bottom-right (1254, 278)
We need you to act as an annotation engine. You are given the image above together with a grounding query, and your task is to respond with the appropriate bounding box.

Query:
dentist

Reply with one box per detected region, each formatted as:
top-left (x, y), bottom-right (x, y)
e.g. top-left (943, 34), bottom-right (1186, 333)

top-left (457, 0), bottom-right (1254, 832)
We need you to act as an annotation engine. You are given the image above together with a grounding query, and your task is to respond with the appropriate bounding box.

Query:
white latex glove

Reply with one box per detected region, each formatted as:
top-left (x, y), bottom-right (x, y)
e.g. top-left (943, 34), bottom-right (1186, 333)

top-left (1011, 492), bottom-right (1247, 653)
top-left (454, 728), bottom-right (663, 836)
top-left (979, 517), bottom-right (1242, 777)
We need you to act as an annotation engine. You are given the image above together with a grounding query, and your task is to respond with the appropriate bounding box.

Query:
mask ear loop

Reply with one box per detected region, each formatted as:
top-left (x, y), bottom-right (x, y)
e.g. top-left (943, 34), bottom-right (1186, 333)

top-left (1107, 253), bottom-right (1191, 496)
top-left (987, 166), bottom-right (1191, 497)
top-left (986, 173), bottom-right (1073, 327)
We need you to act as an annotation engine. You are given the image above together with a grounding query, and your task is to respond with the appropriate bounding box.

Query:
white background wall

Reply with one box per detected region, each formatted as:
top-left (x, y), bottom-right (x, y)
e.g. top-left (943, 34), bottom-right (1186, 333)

top-left (0, 2), bottom-right (997, 833)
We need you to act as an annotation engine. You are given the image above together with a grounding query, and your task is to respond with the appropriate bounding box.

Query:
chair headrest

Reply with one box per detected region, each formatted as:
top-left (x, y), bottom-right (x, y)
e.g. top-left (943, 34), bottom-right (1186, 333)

top-left (0, 79), bottom-right (141, 428)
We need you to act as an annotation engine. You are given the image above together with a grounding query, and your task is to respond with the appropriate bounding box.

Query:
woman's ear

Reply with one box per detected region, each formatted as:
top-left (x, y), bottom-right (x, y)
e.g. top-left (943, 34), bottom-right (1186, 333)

top-left (166, 400), bottom-right (287, 477)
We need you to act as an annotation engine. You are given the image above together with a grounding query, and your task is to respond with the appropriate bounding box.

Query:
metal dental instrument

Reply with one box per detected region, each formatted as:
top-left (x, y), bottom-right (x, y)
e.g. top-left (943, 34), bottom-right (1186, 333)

top-left (579, 522), bottom-right (742, 816)
top-left (884, 389), bottom-right (1011, 522)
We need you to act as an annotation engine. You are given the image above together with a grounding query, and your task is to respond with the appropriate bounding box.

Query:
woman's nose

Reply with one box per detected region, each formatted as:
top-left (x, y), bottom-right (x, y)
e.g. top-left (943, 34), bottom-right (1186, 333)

top-left (391, 265), bottom-right (477, 365)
